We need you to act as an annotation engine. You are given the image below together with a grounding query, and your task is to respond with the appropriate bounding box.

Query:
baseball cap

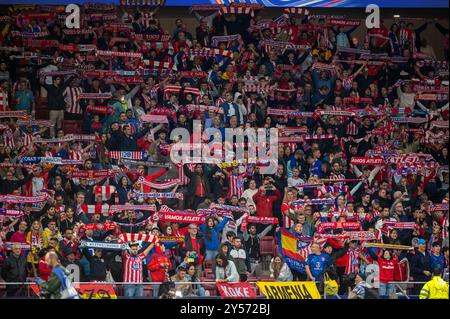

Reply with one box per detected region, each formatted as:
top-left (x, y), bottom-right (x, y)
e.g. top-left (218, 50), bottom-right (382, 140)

top-left (417, 239), bottom-right (426, 245)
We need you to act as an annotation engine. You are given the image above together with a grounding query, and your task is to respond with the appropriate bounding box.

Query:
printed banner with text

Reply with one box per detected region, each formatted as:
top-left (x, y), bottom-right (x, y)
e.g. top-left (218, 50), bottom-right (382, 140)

top-left (256, 281), bottom-right (321, 300)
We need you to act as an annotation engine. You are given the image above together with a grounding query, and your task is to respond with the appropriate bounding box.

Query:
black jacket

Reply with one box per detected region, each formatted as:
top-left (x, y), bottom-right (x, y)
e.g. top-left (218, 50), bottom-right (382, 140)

top-left (2, 254), bottom-right (27, 282)
top-left (0, 171), bottom-right (31, 195)
top-left (183, 234), bottom-right (206, 266)
top-left (410, 250), bottom-right (431, 282)
top-left (84, 250), bottom-right (115, 281)
top-left (183, 164), bottom-right (219, 198)
top-left (110, 126), bottom-right (151, 151)
top-left (42, 83), bottom-right (67, 111)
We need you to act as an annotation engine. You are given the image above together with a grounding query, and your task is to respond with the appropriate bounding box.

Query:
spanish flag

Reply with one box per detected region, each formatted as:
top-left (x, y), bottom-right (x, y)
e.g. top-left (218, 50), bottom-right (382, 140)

top-left (277, 228), bottom-right (314, 274)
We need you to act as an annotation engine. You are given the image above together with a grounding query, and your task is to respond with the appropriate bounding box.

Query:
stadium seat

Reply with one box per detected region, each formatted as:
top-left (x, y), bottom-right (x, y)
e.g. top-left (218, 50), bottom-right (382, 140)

top-left (203, 271), bottom-right (215, 280)
top-left (259, 236), bottom-right (275, 257)
top-left (257, 275), bottom-right (275, 282)
top-left (203, 260), bottom-right (213, 270)
top-left (37, 96), bottom-right (48, 106)
top-left (205, 287), bottom-right (217, 296)
top-left (200, 277), bottom-right (216, 295)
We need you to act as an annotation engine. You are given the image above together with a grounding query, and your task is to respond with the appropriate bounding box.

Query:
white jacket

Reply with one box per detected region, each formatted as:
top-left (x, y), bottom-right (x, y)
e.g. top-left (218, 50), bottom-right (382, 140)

top-left (215, 260), bottom-right (240, 283)
top-left (270, 259), bottom-right (293, 282)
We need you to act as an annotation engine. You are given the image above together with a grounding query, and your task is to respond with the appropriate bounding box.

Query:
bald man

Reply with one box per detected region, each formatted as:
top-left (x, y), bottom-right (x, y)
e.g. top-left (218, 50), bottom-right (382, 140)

top-left (38, 252), bottom-right (79, 299)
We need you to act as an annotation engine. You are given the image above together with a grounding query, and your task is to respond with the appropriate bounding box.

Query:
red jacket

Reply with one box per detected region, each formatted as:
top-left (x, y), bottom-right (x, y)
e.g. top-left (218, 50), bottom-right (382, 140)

top-left (252, 189), bottom-right (281, 217)
top-left (148, 253), bottom-right (171, 283)
top-left (38, 259), bottom-right (52, 281)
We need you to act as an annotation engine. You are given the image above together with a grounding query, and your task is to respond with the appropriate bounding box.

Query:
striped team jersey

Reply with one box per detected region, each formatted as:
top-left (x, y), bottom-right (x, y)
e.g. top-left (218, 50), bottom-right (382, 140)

top-left (227, 172), bottom-right (245, 198)
top-left (215, 96), bottom-right (225, 108)
top-left (281, 202), bottom-right (294, 229)
top-left (342, 75), bottom-right (356, 91)
top-left (69, 150), bottom-right (83, 161)
top-left (63, 87), bottom-right (83, 114)
top-left (123, 252), bottom-right (146, 283)
top-left (23, 133), bottom-right (34, 146)
top-left (141, 12), bottom-right (154, 29)
top-left (3, 128), bottom-right (15, 149)
top-left (346, 120), bottom-right (358, 136)
top-left (0, 88), bottom-right (9, 111)
top-left (339, 247), bottom-right (362, 275)
top-left (442, 215), bottom-right (449, 241)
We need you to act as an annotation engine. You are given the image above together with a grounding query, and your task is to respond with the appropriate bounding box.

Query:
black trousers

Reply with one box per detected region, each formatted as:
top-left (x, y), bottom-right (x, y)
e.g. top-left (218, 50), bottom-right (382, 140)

top-left (64, 112), bottom-right (84, 121)
top-left (292, 270), bottom-right (307, 281)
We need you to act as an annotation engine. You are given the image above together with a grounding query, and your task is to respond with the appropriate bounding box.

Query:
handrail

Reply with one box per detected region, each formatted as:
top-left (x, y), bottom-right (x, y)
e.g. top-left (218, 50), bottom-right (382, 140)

top-left (1, 281), bottom-right (257, 285)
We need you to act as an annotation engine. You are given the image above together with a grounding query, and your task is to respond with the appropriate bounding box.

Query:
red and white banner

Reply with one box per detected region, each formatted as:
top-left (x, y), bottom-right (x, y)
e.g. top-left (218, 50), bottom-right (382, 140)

top-left (328, 19), bottom-right (361, 27)
top-left (152, 211), bottom-right (205, 224)
top-left (96, 50), bottom-right (142, 59)
top-left (350, 157), bottom-right (385, 166)
top-left (216, 282), bottom-right (256, 299)
top-left (140, 114), bottom-right (169, 124)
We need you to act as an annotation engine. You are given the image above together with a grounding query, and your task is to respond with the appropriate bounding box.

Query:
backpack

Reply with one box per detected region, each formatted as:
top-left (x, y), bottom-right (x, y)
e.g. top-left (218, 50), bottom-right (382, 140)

top-left (363, 286), bottom-right (380, 299)
top-left (52, 266), bottom-right (79, 299)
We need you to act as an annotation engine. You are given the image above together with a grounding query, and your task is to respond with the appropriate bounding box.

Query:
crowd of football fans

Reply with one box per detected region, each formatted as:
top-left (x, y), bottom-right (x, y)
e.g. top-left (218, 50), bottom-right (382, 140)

top-left (0, 3), bottom-right (448, 299)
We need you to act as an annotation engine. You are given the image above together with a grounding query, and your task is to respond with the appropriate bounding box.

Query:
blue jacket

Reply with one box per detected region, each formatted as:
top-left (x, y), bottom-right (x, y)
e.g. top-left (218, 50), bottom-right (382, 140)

top-left (220, 102), bottom-right (241, 126)
top-left (110, 126), bottom-right (150, 151)
top-left (310, 159), bottom-right (322, 178)
top-left (200, 218), bottom-right (230, 251)
top-left (429, 253), bottom-right (446, 272)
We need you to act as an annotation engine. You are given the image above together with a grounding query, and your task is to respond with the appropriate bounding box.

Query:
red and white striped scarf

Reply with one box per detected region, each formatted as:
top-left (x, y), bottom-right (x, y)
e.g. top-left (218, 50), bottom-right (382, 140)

top-left (188, 48), bottom-right (233, 58)
top-left (64, 87), bottom-right (83, 114)
top-left (93, 186), bottom-right (116, 201)
top-left (81, 204), bottom-right (110, 215)
top-left (108, 151), bottom-right (146, 160)
top-left (137, 176), bottom-right (180, 190)
top-left (219, 6), bottom-right (254, 17)
top-left (283, 8), bottom-right (309, 15)
top-left (117, 232), bottom-right (159, 245)
top-left (96, 50), bottom-right (142, 59)
top-left (69, 151), bottom-right (83, 161)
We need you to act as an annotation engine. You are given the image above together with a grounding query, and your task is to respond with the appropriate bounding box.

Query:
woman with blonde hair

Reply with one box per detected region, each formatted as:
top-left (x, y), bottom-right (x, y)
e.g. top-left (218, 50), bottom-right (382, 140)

top-left (26, 220), bottom-right (46, 277)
